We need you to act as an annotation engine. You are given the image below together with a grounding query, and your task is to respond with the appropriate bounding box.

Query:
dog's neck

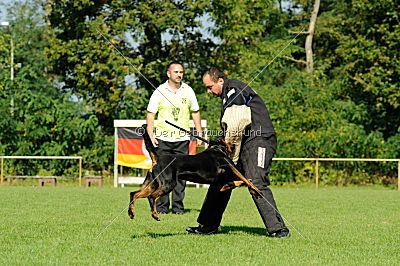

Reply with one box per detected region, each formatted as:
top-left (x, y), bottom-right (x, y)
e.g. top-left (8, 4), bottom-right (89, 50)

top-left (209, 145), bottom-right (228, 157)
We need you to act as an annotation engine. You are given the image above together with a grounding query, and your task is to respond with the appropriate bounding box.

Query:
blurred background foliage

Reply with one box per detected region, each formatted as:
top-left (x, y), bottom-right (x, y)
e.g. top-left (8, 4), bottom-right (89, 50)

top-left (0, 0), bottom-right (398, 186)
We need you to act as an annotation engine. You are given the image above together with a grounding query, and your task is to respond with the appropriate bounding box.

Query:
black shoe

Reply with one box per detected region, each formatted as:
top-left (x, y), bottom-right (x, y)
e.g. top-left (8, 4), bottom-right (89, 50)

top-left (172, 211), bottom-right (184, 215)
top-left (158, 211), bottom-right (168, 214)
top-left (274, 228), bottom-right (291, 238)
top-left (185, 225), bottom-right (200, 233)
top-left (186, 224), bottom-right (218, 235)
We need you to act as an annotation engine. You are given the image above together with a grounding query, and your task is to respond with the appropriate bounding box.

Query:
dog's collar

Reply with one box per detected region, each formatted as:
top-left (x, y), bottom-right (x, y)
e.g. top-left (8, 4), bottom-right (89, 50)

top-left (210, 146), bottom-right (228, 157)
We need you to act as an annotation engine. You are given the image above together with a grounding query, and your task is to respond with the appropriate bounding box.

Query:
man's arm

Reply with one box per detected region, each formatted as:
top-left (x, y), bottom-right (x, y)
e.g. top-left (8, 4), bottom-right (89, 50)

top-left (146, 112), bottom-right (158, 147)
top-left (191, 110), bottom-right (203, 145)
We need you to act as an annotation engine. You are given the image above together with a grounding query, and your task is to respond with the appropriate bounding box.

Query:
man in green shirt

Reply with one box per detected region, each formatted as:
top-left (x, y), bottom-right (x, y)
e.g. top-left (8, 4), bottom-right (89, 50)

top-left (146, 62), bottom-right (203, 214)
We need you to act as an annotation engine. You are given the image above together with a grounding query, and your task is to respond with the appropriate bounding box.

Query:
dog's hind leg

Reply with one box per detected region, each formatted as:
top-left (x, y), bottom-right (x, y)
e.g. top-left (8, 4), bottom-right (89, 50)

top-left (128, 190), bottom-right (139, 219)
top-left (151, 196), bottom-right (162, 221)
top-left (128, 182), bottom-right (157, 219)
top-left (148, 185), bottom-right (165, 221)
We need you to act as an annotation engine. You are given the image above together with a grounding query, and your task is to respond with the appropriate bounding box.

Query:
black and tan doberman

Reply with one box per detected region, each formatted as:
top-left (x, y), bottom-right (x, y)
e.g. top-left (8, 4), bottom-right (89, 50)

top-left (128, 124), bottom-right (261, 221)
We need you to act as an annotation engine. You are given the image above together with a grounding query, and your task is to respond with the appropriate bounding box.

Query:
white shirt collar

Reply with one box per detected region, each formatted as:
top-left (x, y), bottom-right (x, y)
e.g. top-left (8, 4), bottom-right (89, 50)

top-left (164, 80), bottom-right (186, 93)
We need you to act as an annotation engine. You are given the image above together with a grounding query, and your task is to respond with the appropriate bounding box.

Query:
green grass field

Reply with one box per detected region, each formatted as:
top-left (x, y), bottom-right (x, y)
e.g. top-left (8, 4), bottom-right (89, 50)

top-left (0, 186), bottom-right (399, 265)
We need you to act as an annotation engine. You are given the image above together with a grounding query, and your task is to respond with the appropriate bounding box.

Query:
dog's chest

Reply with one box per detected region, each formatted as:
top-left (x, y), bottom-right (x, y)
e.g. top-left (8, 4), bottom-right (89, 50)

top-left (218, 168), bottom-right (226, 174)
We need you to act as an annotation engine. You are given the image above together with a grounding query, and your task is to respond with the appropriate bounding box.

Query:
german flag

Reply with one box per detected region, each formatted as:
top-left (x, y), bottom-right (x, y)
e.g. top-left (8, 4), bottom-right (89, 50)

top-left (117, 127), bottom-right (197, 169)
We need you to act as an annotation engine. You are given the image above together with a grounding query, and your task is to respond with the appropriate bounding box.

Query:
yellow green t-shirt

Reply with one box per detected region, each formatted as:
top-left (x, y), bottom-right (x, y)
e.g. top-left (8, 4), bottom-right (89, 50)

top-left (147, 81), bottom-right (199, 142)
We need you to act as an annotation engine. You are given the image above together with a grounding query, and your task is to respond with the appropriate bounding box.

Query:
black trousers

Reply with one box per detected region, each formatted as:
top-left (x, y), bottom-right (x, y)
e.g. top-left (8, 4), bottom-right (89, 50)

top-left (155, 139), bottom-right (189, 213)
top-left (197, 136), bottom-right (287, 234)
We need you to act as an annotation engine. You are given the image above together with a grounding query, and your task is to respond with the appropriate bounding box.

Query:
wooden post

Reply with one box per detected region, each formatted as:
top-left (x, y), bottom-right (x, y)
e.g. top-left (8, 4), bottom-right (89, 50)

top-left (315, 159), bottom-right (319, 188)
top-left (114, 127), bottom-right (119, 188)
top-left (79, 158), bottom-right (82, 187)
top-left (398, 160), bottom-right (400, 191)
top-left (1, 157), bottom-right (4, 184)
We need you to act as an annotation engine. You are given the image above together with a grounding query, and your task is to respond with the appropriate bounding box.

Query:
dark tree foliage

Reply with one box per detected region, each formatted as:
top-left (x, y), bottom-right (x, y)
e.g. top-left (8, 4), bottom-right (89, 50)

top-left (0, 0), bottom-right (398, 185)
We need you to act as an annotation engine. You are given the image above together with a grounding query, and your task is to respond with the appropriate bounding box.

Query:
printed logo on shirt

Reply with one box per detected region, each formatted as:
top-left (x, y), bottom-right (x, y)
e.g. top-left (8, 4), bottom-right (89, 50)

top-left (172, 107), bottom-right (180, 121)
top-left (227, 88), bottom-right (236, 99)
top-left (257, 147), bottom-right (266, 168)
top-left (181, 98), bottom-right (188, 104)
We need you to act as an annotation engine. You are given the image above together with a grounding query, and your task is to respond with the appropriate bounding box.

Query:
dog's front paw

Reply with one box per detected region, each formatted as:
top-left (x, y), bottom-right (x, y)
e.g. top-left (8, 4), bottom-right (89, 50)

top-left (152, 213), bottom-right (161, 221)
top-left (220, 183), bottom-right (233, 192)
top-left (128, 209), bottom-right (135, 219)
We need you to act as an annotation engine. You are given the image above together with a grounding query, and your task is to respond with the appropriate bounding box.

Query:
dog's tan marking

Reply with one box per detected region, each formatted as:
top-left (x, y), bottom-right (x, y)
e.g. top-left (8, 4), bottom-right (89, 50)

top-left (227, 164), bottom-right (262, 198)
top-left (128, 181), bottom-right (157, 219)
top-left (220, 180), bottom-right (247, 192)
top-left (220, 139), bottom-right (232, 157)
top-left (149, 152), bottom-right (157, 166)
top-left (151, 196), bottom-right (161, 221)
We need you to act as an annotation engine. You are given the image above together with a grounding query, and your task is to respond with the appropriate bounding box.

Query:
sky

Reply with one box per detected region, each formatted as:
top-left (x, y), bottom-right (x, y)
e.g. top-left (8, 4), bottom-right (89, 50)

top-left (0, 0), bottom-right (218, 46)
top-left (0, 0), bottom-right (296, 22)
top-left (0, 0), bottom-right (14, 22)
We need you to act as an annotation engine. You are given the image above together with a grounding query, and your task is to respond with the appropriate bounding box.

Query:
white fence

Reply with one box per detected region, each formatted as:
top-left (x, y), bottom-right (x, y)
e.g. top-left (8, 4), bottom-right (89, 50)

top-left (0, 156), bottom-right (83, 186)
top-left (273, 157), bottom-right (400, 189)
top-left (1, 155), bottom-right (398, 189)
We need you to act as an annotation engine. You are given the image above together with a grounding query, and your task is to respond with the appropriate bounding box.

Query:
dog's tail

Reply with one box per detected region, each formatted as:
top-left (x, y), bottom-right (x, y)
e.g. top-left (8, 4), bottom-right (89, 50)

top-left (141, 124), bottom-right (158, 165)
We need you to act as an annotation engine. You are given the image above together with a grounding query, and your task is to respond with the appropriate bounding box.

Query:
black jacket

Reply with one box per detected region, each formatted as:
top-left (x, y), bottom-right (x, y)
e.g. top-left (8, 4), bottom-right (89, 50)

top-left (220, 78), bottom-right (275, 142)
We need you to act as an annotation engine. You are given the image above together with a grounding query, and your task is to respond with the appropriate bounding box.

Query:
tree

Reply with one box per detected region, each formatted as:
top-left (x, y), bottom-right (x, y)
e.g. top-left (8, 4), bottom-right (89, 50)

top-left (2, 0), bottom-right (397, 183)
top-left (287, 0), bottom-right (320, 73)
top-left (314, 0), bottom-right (400, 138)
top-left (46, 0), bottom-right (214, 131)
top-left (0, 1), bottom-right (109, 175)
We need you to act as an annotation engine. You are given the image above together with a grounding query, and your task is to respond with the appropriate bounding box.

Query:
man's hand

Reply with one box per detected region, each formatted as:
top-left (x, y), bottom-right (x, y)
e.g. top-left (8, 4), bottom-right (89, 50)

top-left (196, 131), bottom-right (204, 146)
top-left (146, 112), bottom-right (158, 147)
top-left (149, 134), bottom-right (159, 147)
